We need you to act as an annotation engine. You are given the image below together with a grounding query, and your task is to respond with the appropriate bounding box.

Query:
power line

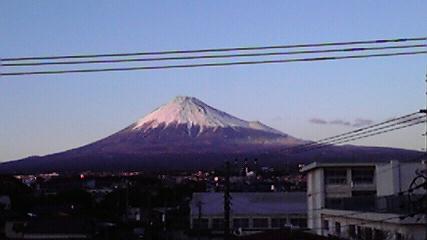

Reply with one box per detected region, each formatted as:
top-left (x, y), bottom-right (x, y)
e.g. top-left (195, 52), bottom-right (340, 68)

top-left (295, 115), bottom-right (426, 153)
top-left (310, 112), bottom-right (419, 145)
top-left (3, 44), bottom-right (425, 67)
top-left (2, 50), bottom-right (426, 76)
top-left (281, 112), bottom-right (420, 153)
top-left (266, 112), bottom-right (425, 156)
top-left (3, 37), bottom-right (425, 62)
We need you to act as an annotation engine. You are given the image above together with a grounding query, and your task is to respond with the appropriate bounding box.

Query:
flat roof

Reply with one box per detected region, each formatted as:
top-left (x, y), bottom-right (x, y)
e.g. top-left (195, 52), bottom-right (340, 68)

top-left (300, 162), bottom-right (380, 173)
top-left (190, 192), bottom-right (307, 217)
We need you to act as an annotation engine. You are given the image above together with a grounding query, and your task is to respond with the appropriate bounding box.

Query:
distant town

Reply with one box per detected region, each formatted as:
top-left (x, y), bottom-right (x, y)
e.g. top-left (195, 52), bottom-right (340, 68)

top-left (2, 158), bottom-right (427, 239)
top-left (1, 161), bottom-right (307, 239)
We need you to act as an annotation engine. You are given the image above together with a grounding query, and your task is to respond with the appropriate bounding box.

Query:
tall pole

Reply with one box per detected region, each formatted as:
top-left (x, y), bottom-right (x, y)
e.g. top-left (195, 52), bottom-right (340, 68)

top-left (417, 66), bottom-right (427, 240)
top-left (424, 66), bottom-right (427, 240)
top-left (224, 160), bottom-right (230, 240)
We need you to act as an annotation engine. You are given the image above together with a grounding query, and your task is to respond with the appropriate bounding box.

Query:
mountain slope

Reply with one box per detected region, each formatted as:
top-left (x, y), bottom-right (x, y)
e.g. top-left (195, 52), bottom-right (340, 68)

top-left (69, 96), bottom-right (304, 156)
top-left (0, 96), bottom-right (422, 174)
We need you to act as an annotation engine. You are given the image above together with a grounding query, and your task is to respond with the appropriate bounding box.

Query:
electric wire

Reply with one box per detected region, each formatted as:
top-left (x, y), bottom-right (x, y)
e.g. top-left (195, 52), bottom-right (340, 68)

top-left (291, 116), bottom-right (426, 154)
top-left (299, 112), bottom-right (419, 148)
top-left (3, 37), bottom-right (425, 62)
top-left (3, 44), bottom-right (425, 67)
top-left (264, 112), bottom-right (425, 156)
top-left (2, 50), bottom-right (426, 76)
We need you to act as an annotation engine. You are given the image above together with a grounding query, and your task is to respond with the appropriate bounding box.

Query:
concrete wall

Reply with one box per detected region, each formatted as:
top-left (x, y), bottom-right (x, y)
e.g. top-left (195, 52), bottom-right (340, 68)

top-left (307, 168), bottom-right (325, 235)
top-left (377, 161), bottom-right (424, 196)
top-left (321, 210), bottom-right (425, 240)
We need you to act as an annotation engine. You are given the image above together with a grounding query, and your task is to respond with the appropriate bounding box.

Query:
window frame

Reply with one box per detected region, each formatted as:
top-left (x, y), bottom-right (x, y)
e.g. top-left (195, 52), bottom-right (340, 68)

top-left (253, 218), bottom-right (269, 228)
top-left (351, 168), bottom-right (374, 184)
top-left (325, 169), bottom-right (347, 185)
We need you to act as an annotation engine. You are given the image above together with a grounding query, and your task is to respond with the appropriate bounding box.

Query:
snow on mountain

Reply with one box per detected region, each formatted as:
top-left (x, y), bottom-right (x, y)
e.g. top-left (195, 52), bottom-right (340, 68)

top-left (132, 96), bottom-right (284, 135)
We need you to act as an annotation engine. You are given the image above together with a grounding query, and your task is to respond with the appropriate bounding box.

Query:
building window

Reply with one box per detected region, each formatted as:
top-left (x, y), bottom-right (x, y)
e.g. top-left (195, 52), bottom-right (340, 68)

top-left (193, 218), bottom-right (209, 229)
top-left (352, 169), bottom-right (374, 184)
top-left (364, 227), bottom-right (373, 240)
top-left (323, 220), bottom-right (329, 231)
top-left (233, 218), bottom-right (249, 229)
top-left (253, 218), bottom-right (268, 228)
top-left (374, 229), bottom-right (385, 240)
top-left (348, 224), bottom-right (356, 238)
top-left (212, 218), bottom-right (224, 230)
top-left (325, 198), bottom-right (344, 209)
top-left (352, 190), bottom-right (376, 196)
top-left (325, 169), bottom-right (347, 184)
top-left (290, 218), bottom-right (307, 228)
top-left (335, 222), bottom-right (341, 236)
top-left (357, 226), bottom-right (362, 239)
top-left (272, 218), bottom-right (287, 228)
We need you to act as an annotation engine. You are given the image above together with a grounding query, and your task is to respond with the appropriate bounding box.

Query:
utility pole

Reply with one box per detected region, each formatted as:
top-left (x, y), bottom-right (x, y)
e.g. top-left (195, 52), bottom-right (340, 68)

top-left (424, 66), bottom-right (427, 240)
top-left (421, 66), bottom-right (427, 240)
top-left (224, 160), bottom-right (231, 240)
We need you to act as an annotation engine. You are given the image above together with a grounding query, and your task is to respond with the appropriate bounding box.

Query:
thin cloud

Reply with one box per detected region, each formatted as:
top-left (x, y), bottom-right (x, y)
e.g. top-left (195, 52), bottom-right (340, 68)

top-left (310, 117), bottom-right (374, 127)
top-left (353, 118), bottom-right (374, 127)
top-left (309, 118), bottom-right (327, 124)
top-left (329, 119), bottom-right (351, 126)
top-left (271, 116), bottom-right (284, 122)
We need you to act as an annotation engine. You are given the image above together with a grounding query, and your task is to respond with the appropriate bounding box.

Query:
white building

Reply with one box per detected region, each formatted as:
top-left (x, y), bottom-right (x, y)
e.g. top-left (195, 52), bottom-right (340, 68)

top-left (301, 160), bottom-right (426, 240)
top-left (189, 192), bottom-right (307, 233)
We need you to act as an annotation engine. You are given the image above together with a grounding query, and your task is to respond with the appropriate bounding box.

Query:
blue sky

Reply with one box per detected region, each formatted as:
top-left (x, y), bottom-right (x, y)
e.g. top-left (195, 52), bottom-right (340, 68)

top-left (1, 1), bottom-right (426, 162)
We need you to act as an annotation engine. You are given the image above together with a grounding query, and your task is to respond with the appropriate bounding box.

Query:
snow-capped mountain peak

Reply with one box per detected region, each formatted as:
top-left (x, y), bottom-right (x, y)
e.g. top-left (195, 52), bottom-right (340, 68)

top-left (132, 96), bottom-right (283, 135)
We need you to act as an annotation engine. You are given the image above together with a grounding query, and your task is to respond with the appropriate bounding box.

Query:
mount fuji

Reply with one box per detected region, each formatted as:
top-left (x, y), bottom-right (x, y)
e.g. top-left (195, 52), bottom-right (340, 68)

top-left (68, 96), bottom-right (305, 156)
top-left (0, 96), bottom-right (421, 174)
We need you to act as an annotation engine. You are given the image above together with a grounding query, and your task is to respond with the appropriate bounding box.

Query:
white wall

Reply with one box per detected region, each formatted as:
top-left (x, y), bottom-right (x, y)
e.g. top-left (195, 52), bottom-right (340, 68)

top-left (307, 168), bottom-right (325, 235)
top-left (377, 161), bottom-right (425, 196)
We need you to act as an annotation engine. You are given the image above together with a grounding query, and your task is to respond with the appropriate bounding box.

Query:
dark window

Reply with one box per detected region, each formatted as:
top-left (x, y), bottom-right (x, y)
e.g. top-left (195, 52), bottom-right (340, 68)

top-left (335, 222), bottom-right (341, 236)
top-left (233, 218), bottom-right (249, 228)
top-left (271, 218), bottom-right (287, 228)
top-left (323, 220), bottom-right (329, 231)
top-left (352, 169), bottom-right (374, 184)
top-left (291, 218), bottom-right (307, 228)
top-left (364, 227), bottom-right (373, 240)
top-left (357, 226), bottom-right (362, 239)
top-left (348, 225), bottom-right (356, 238)
top-left (374, 229), bottom-right (385, 240)
top-left (193, 218), bottom-right (208, 229)
top-left (326, 198), bottom-right (344, 209)
top-left (253, 218), bottom-right (268, 228)
top-left (352, 190), bottom-right (376, 196)
top-left (325, 169), bottom-right (347, 184)
top-left (212, 218), bottom-right (224, 230)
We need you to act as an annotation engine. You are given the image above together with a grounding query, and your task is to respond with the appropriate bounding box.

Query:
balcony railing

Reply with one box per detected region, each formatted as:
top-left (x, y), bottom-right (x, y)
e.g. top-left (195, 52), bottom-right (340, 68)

top-left (325, 193), bottom-right (424, 215)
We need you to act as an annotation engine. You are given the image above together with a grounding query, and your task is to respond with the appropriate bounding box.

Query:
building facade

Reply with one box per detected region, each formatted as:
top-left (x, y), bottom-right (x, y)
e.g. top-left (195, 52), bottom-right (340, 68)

top-left (302, 160), bottom-right (426, 240)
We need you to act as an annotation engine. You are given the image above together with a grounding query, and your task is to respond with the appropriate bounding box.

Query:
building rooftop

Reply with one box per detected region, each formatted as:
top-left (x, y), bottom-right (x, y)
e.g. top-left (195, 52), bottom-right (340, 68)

top-left (190, 192), bottom-right (307, 216)
top-left (300, 162), bottom-right (382, 173)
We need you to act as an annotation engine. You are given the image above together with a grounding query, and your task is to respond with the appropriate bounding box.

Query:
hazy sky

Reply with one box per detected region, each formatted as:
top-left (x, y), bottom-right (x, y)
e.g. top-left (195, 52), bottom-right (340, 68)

top-left (1, 1), bottom-right (426, 162)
